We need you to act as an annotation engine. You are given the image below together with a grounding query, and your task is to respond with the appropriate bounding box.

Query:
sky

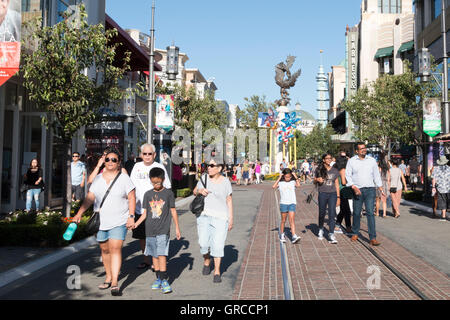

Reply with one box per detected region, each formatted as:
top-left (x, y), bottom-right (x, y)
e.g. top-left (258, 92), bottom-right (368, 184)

top-left (106, 0), bottom-right (363, 119)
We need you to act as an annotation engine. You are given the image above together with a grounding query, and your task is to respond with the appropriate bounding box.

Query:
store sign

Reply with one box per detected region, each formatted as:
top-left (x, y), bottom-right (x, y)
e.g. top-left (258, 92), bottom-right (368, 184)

top-left (423, 98), bottom-right (442, 137)
top-left (0, 0), bottom-right (21, 86)
top-left (346, 28), bottom-right (359, 98)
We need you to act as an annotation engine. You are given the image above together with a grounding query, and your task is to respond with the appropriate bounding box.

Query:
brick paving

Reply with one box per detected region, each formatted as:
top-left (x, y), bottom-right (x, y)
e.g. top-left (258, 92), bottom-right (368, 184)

top-left (233, 183), bottom-right (450, 300)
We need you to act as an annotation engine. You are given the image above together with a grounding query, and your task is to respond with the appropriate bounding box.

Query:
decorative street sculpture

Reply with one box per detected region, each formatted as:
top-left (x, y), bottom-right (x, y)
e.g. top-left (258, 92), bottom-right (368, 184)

top-left (274, 55), bottom-right (301, 106)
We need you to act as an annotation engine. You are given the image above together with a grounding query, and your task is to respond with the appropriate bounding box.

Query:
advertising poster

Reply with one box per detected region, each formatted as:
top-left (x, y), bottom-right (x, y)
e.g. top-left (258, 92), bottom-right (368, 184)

top-left (423, 98), bottom-right (441, 137)
top-left (0, 0), bottom-right (21, 86)
top-left (156, 94), bottom-right (175, 132)
top-left (257, 107), bottom-right (277, 128)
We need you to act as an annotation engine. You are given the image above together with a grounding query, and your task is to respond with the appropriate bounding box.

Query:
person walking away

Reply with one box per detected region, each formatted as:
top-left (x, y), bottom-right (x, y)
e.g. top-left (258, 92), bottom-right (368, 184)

top-left (255, 161), bottom-right (262, 184)
top-left (73, 147), bottom-right (136, 296)
top-left (124, 153), bottom-right (136, 176)
top-left (314, 154), bottom-right (340, 244)
top-left (172, 163), bottom-right (183, 197)
top-left (430, 166), bottom-right (439, 218)
top-left (345, 142), bottom-right (383, 246)
top-left (132, 167), bottom-right (181, 294)
top-left (242, 159), bottom-right (250, 185)
top-left (236, 164), bottom-right (242, 185)
top-left (408, 157), bottom-right (421, 191)
top-left (130, 143), bottom-right (171, 270)
top-left (273, 168), bottom-right (301, 244)
top-left (431, 156), bottom-right (450, 221)
top-left (71, 152), bottom-right (86, 202)
top-left (389, 158), bottom-right (407, 218)
top-left (249, 163), bottom-right (255, 184)
top-left (24, 158), bottom-right (44, 212)
top-left (375, 159), bottom-right (390, 218)
top-left (193, 160), bottom-right (233, 283)
top-left (335, 155), bottom-right (352, 233)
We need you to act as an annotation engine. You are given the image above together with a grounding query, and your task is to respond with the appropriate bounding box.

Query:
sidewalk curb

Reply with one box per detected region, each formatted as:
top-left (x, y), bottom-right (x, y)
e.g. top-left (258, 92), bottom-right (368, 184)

top-left (0, 196), bottom-right (195, 291)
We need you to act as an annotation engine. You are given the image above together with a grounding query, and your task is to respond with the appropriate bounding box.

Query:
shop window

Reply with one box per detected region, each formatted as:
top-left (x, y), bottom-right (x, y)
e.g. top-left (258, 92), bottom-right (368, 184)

top-left (378, 57), bottom-right (394, 75)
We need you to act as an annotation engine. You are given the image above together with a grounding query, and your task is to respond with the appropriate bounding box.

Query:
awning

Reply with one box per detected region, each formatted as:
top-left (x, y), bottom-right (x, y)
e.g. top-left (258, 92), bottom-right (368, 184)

top-left (374, 46), bottom-right (394, 59)
top-left (398, 41), bottom-right (414, 54)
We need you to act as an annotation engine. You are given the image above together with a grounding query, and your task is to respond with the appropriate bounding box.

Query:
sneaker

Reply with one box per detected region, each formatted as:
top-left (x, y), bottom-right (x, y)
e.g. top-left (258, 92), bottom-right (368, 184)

top-left (318, 229), bottom-right (324, 240)
top-left (202, 264), bottom-right (212, 275)
top-left (291, 234), bottom-right (301, 244)
top-left (151, 278), bottom-right (162, 290)
top-left (329, 233), bottom-right (338, 244)
top-left (334, 225), bottom-right (343, 234)
top-left (161, 279), bottom-right (172, 294)
top-left (213, 274), bottom-right (222, 283)
top-left (280, 233), bottom-right (286, 243)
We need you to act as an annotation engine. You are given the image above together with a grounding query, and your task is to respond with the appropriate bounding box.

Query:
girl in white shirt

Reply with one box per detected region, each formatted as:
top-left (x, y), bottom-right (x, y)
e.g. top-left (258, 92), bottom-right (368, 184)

top-left (273, 168), bottom-right (301, 243)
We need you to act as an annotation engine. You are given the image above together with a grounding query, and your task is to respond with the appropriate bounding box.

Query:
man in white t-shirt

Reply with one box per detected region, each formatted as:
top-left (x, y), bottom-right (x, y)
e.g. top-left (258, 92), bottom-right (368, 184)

top-left (130, 143), bottom-right (171, 269)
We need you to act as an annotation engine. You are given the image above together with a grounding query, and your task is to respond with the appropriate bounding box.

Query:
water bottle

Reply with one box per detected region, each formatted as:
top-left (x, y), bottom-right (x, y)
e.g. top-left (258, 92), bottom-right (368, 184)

top-left (63, 222), bottom-right (78, 241)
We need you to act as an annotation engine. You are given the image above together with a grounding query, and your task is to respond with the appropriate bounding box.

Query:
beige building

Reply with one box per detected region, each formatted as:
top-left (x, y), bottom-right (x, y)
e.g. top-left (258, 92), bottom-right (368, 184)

top-left (359, 0), bottom-right (414, 86)
top-left (328, 61), bottom-right (346, 121)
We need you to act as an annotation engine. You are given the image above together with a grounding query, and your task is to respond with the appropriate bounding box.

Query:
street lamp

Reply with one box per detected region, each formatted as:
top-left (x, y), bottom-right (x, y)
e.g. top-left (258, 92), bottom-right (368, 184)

top-left (166, 45), bottom-right (179, 81)
top-left (147, 1), bottom-right (156, 144)
top-left (418, 48), bottom-right (431, 83)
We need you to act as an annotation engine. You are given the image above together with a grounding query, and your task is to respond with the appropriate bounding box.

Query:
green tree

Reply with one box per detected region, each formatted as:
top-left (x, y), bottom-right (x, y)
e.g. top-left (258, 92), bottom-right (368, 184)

top-left (22, 5), bottom-right (131, 217)
top-left (296, 124), bottom-right (338, 160)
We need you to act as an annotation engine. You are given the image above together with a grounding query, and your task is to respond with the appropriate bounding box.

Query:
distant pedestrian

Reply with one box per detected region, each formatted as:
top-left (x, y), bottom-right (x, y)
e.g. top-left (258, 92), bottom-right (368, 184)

top-left (273, 168), bottom-right (301, 244)
top-left (236, 164), bottom-right (242, 185)
top-left (389, 158), bottom-right (407, 218)
top-left (242, 159), bottom-right (250, 185)
top-left (335, 155), bottom-right (352, 234)
top-left (193, 160), bottom-right (233, 283)
top-left (345, 142), bottom-right (383, 246)
top-left (73, 147), bottom-right (136, 296)
top-left (249, 163), bottom-right (255, 184)
top-left (24, 158), bottom-right (44, 212)
top-left (314, 153), bottom-right (340, 244)
top-left (255, 161), bottom-right (261, 184)
top-left (71, 152), bottom-right (86, 201)
top-left (431, 156), bottom-right (450, 221)
top-left (124, 153), bottom-right (136, 176)
top-left (375, 159), bottom-right (390, 218)
top-left (132, 167), bottom-right (181, 294)
top-left (407, 157), bottom-right (421, 191)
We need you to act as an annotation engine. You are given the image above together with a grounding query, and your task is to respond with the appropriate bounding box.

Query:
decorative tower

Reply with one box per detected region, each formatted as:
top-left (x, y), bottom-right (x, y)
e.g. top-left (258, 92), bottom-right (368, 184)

top-left (316, 50), bottom-right (329, 127)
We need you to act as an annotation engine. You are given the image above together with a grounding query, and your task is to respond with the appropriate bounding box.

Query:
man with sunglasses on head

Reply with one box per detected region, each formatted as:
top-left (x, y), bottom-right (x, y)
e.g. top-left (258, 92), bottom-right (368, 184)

top-left (130, 143), bottom-right (171, 270)
top-left (71, 152), bottom-right (86, 202)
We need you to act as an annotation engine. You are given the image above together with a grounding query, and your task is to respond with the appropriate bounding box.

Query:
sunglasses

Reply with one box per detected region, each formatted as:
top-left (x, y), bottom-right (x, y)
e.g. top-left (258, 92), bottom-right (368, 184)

top-left (105, 158), bottom-right (118, 163)
top-left (143, 152), bottom-right (154, 156)
top-left (208, 164), bottom-right (220, 168)
top-left (72, 155), bottom-right (79, 158)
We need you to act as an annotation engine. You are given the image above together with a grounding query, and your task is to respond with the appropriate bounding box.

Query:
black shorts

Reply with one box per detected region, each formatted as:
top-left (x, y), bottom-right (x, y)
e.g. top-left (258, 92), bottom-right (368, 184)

top-left (131, 214), bottom-right (146, 240)
top-left (71, 185), bottom-right (85, 201)
top-left (437, 192), bottom-right (450, 210)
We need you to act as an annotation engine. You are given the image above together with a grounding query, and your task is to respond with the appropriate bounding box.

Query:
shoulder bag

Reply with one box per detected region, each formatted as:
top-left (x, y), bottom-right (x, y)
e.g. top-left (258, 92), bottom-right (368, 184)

top-left (190, 174), bottom-right (207, 218)
top-left (85, 172), bottom-right (122, 235)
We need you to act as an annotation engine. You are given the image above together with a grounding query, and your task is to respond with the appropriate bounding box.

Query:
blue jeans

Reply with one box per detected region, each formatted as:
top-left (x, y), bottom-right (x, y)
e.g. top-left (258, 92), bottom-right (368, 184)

top-left (318, 192), bottom-right (337, 233)
top-left (352, 187), bottom-right (377, 240)
top-left (26, 188), bottom-right (41, 211)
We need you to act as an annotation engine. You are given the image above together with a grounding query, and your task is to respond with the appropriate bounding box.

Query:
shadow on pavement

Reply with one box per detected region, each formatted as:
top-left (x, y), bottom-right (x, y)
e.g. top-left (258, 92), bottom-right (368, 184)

top-left (221, 245), bottom-right (238, 274)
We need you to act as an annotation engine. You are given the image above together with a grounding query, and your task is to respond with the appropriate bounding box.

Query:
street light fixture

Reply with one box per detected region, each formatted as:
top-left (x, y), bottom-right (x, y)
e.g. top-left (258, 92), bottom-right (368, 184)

top-left (166, 44), bottom-right (179, 81)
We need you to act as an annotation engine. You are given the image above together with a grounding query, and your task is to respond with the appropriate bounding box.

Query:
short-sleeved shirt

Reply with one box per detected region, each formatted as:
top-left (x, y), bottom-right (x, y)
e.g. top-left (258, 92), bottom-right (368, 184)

top-left (278, 180), bottom-right (297, 205)
top-left (196, 175), bottom-right (232, 220)
top-left (315, 167), bottom-right (339, 193)
top-left (142, 188), bottom-right (176, 237)
top-left (409, 160), bottom-right (419, 174)
top-left (89, 173), bottom-right (135, 231)
top-left (431, 165), bottom-right (450, 194)
top-left (71, 161), bottom-right (86, 186)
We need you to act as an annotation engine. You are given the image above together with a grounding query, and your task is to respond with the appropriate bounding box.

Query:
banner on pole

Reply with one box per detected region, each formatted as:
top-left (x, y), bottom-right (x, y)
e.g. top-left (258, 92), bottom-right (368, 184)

top-left (0, 0), bottom-right (21, 86)
top-left (423, 98), bottom-right (441, 137)
top-left (156, 94), bottom-right (175, 133)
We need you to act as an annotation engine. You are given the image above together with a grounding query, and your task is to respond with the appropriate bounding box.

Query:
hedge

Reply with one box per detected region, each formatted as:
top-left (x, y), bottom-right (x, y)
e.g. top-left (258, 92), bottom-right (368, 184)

top-left (402, 190), bottom-right (424, 202)
top-left (176, 188), bottom-right (192, 198)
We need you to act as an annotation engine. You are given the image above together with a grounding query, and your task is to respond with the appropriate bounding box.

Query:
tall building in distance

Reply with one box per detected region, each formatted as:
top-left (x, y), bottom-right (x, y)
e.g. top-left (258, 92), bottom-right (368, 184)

top-left (316, 51), bottom-right (329, 127)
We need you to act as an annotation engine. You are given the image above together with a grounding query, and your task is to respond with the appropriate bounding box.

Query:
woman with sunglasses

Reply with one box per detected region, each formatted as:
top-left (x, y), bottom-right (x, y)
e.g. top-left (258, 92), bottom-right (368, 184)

top-left (74, 147), bottom-right (136, 296)
top-left (193, 159), bottom-right (233, 283)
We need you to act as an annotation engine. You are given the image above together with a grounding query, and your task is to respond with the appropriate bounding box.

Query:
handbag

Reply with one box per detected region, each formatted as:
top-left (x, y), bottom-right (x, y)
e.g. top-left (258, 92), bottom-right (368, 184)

top-left (85, 172), bottom-right (121, 235)
top-left (190, 174), bottom-right (207, 218)
top-left (389, 187), bottom-right (397, 193)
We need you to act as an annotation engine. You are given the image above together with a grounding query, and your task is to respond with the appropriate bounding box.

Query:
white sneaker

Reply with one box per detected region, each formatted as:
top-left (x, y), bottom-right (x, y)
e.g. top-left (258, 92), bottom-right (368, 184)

top-left (318, 229), bottom-right (324, 240)
top-left (334, 225), bottom-right (343, 234)
top-left (329, 233), bottom-right (338, 244)
top-left (280, 233), bottom-right (286, 243)
top-left (291, 234), bottom-right (301, 244)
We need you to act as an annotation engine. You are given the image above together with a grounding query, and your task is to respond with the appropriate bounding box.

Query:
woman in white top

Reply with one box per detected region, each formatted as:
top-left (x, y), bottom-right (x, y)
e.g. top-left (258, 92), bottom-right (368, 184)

top-left (74, 148), bottom-right (136, 296)
top-left (193, 159), bottom-right (233, 283)
top-left (273, 168), bottom-right (301, 244)
top-left (389, 158), bottom-right (407, 218)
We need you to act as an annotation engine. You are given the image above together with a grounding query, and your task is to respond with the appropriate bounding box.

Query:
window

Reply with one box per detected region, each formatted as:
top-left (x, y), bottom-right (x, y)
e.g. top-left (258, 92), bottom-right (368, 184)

top-left (378, 57), bottom-right (393, 76)
top-left (57, 0), bottom-right (80, 23)
top-left (378, 0), bottom-right (402, 13)
top-left (432, 0), bottom-right (442, 21)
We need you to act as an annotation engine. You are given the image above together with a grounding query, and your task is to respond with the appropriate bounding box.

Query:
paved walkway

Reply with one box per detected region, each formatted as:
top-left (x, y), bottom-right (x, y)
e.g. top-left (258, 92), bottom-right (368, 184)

top-left (233, 183), bottom-right (450, 300)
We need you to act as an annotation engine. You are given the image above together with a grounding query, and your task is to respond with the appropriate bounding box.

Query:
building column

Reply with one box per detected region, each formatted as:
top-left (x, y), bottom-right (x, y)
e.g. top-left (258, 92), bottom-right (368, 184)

top-left (0, 86), bottom-right (5, 208)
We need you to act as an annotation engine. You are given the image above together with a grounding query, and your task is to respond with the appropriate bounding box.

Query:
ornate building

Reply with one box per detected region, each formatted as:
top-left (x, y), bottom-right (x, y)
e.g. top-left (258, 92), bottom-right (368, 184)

top-left (316, 52), bottom-right (329, 127)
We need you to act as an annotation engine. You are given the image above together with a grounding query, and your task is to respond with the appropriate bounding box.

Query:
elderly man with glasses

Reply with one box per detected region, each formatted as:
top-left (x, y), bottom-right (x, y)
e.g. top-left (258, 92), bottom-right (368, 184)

top-left (345, 142), bottom-right (383, 246)
top-left (130, 143), bottom-right (171, 270)
top-left (71, 152), bottom-right (86, 201)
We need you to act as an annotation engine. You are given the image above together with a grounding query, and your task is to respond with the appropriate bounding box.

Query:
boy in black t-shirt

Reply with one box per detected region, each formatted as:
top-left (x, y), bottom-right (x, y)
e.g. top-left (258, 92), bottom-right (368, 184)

top-left (133, 167), bottom-right (181, 294)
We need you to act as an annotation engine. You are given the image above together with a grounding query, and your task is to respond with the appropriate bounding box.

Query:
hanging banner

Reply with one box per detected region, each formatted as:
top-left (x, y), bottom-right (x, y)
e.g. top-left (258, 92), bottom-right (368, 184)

top-left (156, 94), bottom-right (175, 133)
top-left (423, 98), bottom-right (441, 137)
top-left (0, 0), bottom-right (21, 86)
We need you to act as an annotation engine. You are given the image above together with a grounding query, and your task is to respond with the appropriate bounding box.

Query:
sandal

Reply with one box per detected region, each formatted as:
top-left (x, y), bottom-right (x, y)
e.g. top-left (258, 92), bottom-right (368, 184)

top-left (98, 282), bottom-right (112, 290)
top-left (111, 286), bottom-right (121, 296)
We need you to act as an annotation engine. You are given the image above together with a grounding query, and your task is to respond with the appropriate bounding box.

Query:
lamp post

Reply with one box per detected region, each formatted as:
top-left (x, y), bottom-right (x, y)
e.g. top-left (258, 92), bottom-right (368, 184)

top-left (442, 0), bottom-right (449, 134)
top-left (295, 102), bottom-right (301, 167)
top-left (147, 1), bottom-right (156, 144)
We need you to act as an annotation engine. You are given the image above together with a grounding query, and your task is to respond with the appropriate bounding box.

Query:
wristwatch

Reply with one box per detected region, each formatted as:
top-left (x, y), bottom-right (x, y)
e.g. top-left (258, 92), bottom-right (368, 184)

top-left (129, 214), bottom-right (135, 218)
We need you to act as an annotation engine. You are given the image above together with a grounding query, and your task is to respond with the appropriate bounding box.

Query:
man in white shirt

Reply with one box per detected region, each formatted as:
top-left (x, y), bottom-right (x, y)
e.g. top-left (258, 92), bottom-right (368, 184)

top-left (130, 143), bottom-right (171, 269)
top-left (345, 142), bottom-right (383, 246)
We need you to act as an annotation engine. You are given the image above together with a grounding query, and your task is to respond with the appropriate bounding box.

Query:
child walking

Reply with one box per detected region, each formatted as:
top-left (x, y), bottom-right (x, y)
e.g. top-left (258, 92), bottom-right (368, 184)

top-left (133, 167), bottom-right (181, 294)
top-left (273, 168), bottom-right (301, 243)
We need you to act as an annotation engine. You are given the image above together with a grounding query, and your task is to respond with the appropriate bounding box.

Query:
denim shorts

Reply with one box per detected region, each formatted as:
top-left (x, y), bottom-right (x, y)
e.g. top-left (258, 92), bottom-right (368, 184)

top-left (280, 203), bottom-right (296, 213)
top-left (144, 234), bottom-right (170, 257)
top-left (197, 215), bottom-right (228, 258)
top-left (96, 224), bottom-right (127, 242)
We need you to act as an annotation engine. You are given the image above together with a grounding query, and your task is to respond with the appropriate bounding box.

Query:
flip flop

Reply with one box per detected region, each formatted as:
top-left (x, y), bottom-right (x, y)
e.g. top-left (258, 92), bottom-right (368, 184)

top-left (98, 282), bottom-right (112, 290)
top-left (111, 286), bottom-right (121, 296)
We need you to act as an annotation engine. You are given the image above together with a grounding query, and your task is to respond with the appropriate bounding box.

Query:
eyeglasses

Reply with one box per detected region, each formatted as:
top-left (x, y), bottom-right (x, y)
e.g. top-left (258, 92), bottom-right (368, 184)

top-left (208, 164), bottom-right (219, 168)
top-left (324, 157), bottom-right (332, 160)
top-left (105, 158), bottom-right (118, 163)
top-left (143, 152), bottom-right (154, 156)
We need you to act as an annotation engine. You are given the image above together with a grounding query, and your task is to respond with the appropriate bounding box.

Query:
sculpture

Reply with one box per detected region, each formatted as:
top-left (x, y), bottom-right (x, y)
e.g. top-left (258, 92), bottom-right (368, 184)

top-left (274, 55), bottom-right (301, 106)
